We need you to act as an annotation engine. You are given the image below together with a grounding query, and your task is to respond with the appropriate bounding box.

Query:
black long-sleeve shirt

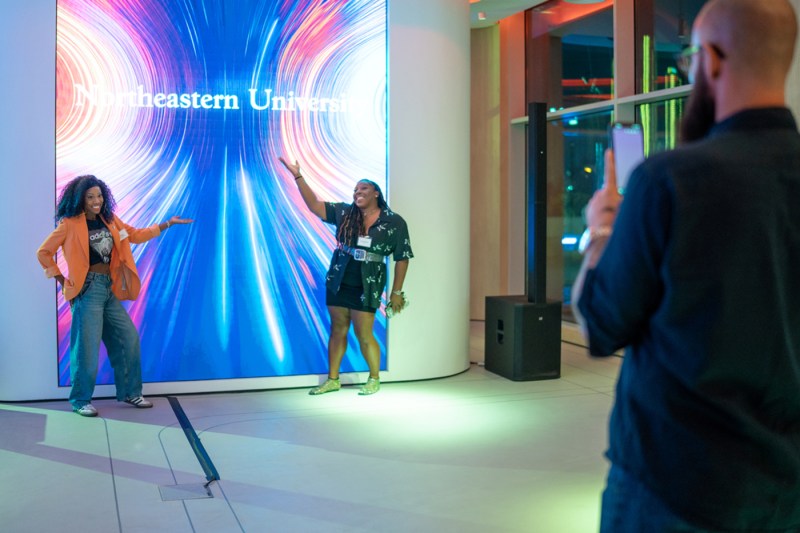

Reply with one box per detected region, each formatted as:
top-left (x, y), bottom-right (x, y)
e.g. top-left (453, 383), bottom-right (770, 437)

top-left (579, 108), bottom-right (800, 530)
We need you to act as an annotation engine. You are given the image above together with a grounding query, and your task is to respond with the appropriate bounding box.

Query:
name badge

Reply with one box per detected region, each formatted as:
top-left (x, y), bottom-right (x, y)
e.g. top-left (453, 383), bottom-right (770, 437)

top-left (357, 236), bottom-right (372, 247)
top-left (119, 229), bottom-right (129, 241)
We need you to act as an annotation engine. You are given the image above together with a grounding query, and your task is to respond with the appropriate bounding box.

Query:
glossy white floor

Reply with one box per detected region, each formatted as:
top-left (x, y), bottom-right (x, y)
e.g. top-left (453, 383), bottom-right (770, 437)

top-left (0, 322), bottom-right (621, 533)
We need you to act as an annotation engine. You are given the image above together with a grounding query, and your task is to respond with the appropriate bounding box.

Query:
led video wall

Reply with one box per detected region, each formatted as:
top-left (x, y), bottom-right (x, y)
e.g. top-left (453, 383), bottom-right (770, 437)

top-left (55, 0), bottom-right (388, 385)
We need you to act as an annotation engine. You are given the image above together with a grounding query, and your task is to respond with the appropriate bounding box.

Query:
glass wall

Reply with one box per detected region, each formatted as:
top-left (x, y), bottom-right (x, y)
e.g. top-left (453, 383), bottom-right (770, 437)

top-left (525, 0), bottom-right (707, 320)
top-left (642, 0), bottom-right (708, 93)
top-left (526, 1), bottom-right (614, 109)
top-left (637, 97), bottom-right (689, 155)
top-left (549, 110), bottom-right (613, 309)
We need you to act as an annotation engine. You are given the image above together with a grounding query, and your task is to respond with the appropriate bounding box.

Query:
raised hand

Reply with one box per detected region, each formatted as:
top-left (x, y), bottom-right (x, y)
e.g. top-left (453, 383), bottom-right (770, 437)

top-left (278, 156), bottom-right (302, 178)
top-left (585, 149), bottom-right (623, 230)
top-left (167, 216), bottom-right (194, 226)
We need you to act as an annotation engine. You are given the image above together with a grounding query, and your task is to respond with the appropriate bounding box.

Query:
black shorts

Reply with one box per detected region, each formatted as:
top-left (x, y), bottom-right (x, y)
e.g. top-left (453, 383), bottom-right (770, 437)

top-left (326, 258), bottom-right (377, 313)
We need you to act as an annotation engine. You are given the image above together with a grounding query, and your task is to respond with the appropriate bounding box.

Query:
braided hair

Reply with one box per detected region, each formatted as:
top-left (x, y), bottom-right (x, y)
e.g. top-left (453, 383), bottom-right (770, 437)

top-left (55, 175), bottom-right (117, 222)
top-left (337, 179), bottom-right (388, 246)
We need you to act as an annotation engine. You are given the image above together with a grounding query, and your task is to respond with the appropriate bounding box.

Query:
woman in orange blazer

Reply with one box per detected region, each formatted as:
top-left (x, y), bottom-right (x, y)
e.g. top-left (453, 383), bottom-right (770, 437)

top-left (37, 175), bottom-right (192, 416)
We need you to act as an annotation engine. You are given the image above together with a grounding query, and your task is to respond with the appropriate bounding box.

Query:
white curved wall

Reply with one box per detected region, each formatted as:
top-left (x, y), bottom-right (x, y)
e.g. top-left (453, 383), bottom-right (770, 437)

top-left (0, 0), bottom-right (470, 401)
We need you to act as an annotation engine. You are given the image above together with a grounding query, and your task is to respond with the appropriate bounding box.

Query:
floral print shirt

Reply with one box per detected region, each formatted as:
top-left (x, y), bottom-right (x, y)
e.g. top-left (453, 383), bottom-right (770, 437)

top-left (323, 202), bottom-right (414, 308)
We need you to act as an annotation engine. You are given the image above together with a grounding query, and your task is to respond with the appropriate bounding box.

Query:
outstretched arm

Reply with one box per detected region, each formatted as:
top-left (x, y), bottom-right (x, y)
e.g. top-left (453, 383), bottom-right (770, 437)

top-left (122, 215), bottom-right (194, 244)
top-left (157, 216), bottom-right (194, 232)
top-left (278, 157), bottom-right (326, 219)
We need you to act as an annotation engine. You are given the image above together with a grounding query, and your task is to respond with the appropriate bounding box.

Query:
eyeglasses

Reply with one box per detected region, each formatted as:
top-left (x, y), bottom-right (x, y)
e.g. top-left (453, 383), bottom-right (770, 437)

top-left (674, 45), bottom-right (701, 77)
top-left (674, 43), bottom-right (726, 78)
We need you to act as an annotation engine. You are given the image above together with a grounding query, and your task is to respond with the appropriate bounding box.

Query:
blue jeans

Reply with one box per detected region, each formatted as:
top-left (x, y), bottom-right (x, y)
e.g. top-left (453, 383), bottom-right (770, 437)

top-left (69, 272), bottom-right (143, 408)
top-left (600, 465), bottom-right (712, 532)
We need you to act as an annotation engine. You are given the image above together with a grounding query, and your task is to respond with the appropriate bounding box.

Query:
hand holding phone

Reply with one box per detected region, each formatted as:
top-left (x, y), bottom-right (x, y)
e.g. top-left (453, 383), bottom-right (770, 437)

top-left (609, 122), bottom-right (645, 194)
top-left (579, 149), bottom-right (623, 253)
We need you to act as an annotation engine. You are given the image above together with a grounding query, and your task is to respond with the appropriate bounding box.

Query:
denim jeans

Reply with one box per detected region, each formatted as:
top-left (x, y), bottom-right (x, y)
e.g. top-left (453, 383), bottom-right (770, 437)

top-left (69, 272), bottom-right (143, 407)
top-left (600, 465), bottom-right (712, 532)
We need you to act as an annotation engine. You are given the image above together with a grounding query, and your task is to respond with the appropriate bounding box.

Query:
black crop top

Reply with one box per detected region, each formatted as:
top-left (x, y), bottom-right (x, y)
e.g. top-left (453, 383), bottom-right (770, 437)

top-left (86, 217), bottom-right (113, 265)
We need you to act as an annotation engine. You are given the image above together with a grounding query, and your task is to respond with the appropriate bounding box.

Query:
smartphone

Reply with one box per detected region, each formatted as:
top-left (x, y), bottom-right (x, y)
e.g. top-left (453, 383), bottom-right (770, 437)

top-left (609, 122), bottom-right (645, 194)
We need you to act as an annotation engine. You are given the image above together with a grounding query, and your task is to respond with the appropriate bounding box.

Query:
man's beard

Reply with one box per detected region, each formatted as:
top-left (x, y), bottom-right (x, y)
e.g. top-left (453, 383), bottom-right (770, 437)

top-left (679, 62), bottom-right (716, 144)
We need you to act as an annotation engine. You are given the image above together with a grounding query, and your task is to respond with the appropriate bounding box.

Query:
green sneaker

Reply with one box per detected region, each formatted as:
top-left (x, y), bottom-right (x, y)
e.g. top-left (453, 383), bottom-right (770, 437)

top-left (358, 377), bottom-right (380, 396)
top-left (309, 378), bottom-right (340, 395)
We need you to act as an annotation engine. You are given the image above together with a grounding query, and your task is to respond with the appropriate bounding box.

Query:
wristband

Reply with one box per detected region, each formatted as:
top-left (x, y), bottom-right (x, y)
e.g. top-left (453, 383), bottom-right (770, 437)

top-left (578, 226), bottom-right (612, 254)
top-left (295, 174), bottom-right (303, 180)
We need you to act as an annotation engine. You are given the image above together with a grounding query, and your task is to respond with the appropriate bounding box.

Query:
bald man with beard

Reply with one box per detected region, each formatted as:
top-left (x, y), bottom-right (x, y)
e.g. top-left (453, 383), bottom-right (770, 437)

top-left (571, 0), bottom-right (800, 530)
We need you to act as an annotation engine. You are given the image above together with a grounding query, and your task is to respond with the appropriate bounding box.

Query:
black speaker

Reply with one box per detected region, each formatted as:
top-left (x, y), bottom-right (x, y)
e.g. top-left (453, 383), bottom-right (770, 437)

top-left (483, 102), bottom-right (562, 381)
top-left (484, 296), bottom-right (561, 381)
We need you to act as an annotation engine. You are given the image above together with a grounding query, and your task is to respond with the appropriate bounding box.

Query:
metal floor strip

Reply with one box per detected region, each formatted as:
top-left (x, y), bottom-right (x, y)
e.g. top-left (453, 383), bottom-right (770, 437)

top-left (160, 396), bottom-right (220, 501)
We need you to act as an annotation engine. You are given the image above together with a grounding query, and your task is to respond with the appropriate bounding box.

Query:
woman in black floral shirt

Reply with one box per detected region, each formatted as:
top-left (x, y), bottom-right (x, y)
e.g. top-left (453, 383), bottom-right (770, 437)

top-left (279, 157), bottom-right (413, 395)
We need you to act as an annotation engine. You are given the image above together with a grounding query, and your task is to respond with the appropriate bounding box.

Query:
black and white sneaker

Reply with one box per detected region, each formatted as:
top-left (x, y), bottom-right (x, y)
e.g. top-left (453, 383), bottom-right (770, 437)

top-left (124, 396), bottom-right (153, 408)
top-left (74, 404), bottom-right (98, 417)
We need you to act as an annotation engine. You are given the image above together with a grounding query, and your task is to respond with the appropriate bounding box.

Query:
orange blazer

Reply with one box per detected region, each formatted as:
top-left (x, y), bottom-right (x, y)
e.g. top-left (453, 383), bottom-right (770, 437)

top-left (37, 213), bottom-right (162, 301)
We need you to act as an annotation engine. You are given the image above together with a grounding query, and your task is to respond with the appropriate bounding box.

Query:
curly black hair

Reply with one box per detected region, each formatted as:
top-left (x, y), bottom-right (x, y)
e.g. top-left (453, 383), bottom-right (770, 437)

top-left (337, 180), bottom-right (389, 246)
top-left (55, 175), bottom-right (117, 222)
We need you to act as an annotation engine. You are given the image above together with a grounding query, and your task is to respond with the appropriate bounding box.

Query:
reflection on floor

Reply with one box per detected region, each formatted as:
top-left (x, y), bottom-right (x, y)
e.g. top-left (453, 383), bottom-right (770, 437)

top-left (0, 322), bottom-right (621, 533)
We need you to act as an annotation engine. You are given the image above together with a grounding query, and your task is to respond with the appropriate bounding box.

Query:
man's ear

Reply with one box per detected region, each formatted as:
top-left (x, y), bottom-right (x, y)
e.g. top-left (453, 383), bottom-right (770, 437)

top-left (704, 43), bottom-right (724, 80)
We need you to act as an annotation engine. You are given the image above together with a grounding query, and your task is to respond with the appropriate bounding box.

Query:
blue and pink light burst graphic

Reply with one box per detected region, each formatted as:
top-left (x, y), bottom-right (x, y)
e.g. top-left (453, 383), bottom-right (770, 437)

top-left (55, 0), bottom-right (388, 385)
